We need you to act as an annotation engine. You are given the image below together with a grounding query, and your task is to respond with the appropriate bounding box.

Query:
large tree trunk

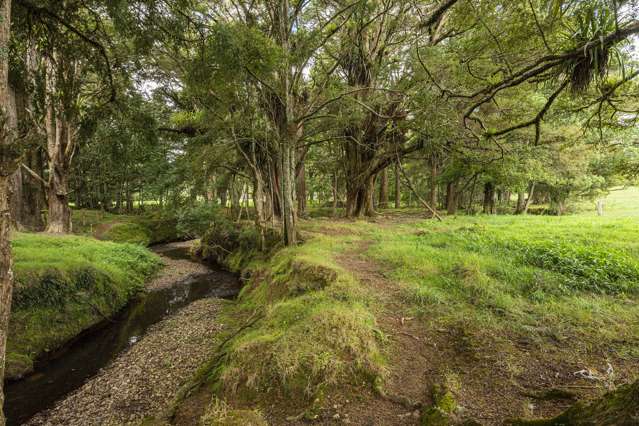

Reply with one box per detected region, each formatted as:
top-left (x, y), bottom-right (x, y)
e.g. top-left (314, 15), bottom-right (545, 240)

top-left (44, 56), bottom-right (74, 233)
top-left (483, 181), bottom-right (496, 214)
top-left (45, 116), bottom-right (72, 233)
top-left (446, 181), bottom-right (458, 215)
top-left (0, 1), bottom-right (15, 422)
top-left (395, 161), bottom-right (401, 208)
top-left (378, 168), bottom-right (389, 209)
top-left (515, 191), bottom-right (526, 214)
top-left (346, 174), bottom-right (376, 217)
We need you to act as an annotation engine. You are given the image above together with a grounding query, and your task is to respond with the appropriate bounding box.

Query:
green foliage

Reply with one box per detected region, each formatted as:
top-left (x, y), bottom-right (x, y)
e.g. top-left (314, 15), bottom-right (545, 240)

top-left (176, 204), bottom-right (225, 239)
top-left (135, 210), bottom-right (180, 244)
top-left (510, 239), bottom-right (639, 295)
top-left (6, 233), bottom-right (160, 379)
top-left (100, 222), bottom-right (152, 246)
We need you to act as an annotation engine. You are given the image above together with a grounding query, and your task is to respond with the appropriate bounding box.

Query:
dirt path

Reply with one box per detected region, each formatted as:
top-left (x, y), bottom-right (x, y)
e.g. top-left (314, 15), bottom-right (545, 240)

top-left (325, 242), bottom-right (435, 425)
top-left (25, 245), bottom-right (229, 426)
top-left (327, 236), bottom-right (579, 425)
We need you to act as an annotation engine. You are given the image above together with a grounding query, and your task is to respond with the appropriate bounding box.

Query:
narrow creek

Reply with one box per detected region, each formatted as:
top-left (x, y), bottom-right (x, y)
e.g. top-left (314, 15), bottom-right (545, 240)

top-left (4, 243), bottom-right (239, 426)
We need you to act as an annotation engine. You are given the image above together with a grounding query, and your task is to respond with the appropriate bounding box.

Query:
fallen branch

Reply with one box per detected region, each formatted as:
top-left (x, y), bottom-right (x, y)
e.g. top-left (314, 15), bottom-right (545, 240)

top-left (21, 163), bottom-right (49, 187)
top-left (395, 154), bottom-right (443, 221)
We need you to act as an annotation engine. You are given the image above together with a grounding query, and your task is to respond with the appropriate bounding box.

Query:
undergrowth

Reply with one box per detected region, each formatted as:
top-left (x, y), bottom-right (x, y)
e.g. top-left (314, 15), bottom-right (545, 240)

top-left (7, 233), bottom-right (161, 379)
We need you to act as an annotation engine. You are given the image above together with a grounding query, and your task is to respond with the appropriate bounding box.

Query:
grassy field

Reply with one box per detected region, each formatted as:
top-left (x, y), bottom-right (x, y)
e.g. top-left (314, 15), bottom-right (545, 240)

top-left (181, 187), bottom-right (639, 423)
top-left (365, 214), bottom-right (639, 355)
top-left (7, 233), bottom-right (161, 379)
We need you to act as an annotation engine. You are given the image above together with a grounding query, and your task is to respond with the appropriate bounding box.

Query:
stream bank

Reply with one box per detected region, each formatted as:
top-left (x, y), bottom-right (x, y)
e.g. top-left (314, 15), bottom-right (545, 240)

top-left (5, 240), bottom-right (240, 425)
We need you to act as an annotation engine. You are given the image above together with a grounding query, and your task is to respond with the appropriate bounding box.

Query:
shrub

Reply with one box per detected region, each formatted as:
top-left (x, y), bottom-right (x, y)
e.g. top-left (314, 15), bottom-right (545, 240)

top-left (100, 222), bottom-right (151, 245)
top-left (177, 205), bottom-right (225, 238)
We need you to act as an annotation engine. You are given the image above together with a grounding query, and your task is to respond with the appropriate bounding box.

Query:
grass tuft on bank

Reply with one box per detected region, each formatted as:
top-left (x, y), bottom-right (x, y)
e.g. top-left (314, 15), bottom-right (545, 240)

top-left (7, 233), bottom-right (161, 379)
top-left (196, 227), bottom-right (385, 409)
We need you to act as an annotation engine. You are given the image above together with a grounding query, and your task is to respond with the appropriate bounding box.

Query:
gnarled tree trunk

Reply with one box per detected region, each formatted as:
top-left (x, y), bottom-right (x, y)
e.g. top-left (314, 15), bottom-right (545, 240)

top-left (44, 55), bottom-right (76, 233)
top-left (45, 107), bottom-right (73, 233)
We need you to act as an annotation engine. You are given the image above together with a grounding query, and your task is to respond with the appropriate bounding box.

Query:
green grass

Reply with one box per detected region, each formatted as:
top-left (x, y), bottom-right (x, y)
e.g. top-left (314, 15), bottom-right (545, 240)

top-left (172, 188), bottom-right (639, 420)
top-left (198, 229), bottom-right (384, 406)
top-left (7, 233), bottom-right (161, 379)
top-left (73, 208), bottom-right (180, 246)
top-left (99, 222), bottom-right (153, 246)
top-left (364, 214), bottom-right (639, 357)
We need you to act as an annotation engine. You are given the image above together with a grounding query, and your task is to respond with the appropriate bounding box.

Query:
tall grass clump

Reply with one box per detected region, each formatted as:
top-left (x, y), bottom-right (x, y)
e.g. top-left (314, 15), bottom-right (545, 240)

top-left (199, 231), bottom-right (385, 407)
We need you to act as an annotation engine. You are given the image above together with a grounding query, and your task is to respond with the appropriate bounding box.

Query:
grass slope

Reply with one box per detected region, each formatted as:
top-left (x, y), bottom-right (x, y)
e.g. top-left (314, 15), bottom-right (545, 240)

top-left (183, 226), bottom-right (385, 421)
top-left (73, 209), bottom-right (180, 246)
top-left (7, 233), bottom-right (161, 379)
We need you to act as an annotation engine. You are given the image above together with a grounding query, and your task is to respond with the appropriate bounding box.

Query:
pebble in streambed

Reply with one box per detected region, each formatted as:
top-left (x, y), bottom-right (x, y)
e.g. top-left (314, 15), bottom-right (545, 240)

top-left (26, 299), bottom-right (224, 426)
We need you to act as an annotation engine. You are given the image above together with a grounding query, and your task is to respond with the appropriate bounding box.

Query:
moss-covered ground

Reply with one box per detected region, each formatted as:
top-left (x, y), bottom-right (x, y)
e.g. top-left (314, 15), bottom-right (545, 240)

top-left (7, 233), bottom-right (161, 379)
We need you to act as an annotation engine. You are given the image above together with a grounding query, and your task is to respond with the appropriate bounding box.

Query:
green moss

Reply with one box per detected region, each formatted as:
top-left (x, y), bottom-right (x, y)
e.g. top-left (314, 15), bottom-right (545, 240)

top-left (194, 227), bottom-right (384, 408)
top-left (100, 222), bottom-right (152, 245)
top-left (200, 398), bottom-right (267, 426)
top-left (508, 381), bottom-right (639, 425)
top-left (7, 233), bottom-right (161, 379)
top-left (421, 384), bottom-right (459, 426)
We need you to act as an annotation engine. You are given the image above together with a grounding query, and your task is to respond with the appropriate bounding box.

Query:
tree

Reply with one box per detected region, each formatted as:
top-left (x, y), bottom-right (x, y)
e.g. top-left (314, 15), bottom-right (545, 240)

top-left (0, 0), bottom-right (17, 422)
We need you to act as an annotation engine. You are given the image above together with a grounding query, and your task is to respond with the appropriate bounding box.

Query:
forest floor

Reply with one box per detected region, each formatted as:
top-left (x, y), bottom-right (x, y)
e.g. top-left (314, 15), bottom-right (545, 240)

top-left (17, 191), bottom-right (639, 425)
top-left (25, 242), bottom-right (229, 426)
top-left (301, 212), bottom-right (638, 425)
top-left (179, 200), bottom-right (639, 425)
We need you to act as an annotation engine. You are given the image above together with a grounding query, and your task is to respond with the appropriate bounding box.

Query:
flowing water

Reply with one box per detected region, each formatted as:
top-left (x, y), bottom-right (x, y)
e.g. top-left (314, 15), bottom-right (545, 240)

top-left (4, 244), bottom-right (239, 426)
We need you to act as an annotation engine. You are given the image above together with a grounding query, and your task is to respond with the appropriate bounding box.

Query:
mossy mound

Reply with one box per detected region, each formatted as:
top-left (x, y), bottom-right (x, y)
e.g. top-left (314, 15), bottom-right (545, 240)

top-left (193, 230), bottom-right (384, 409)
top-left (508, 381), bottom-right (639, 425)
top-left (421, 384), bottom-right (459, 426)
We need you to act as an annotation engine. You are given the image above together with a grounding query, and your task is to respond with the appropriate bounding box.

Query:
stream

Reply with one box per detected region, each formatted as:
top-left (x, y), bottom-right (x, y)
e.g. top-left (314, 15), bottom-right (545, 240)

top-left (4, 244), bottom-right (239, 426)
